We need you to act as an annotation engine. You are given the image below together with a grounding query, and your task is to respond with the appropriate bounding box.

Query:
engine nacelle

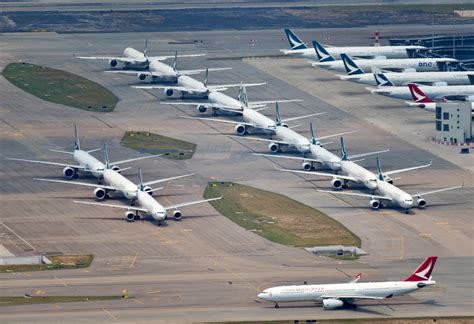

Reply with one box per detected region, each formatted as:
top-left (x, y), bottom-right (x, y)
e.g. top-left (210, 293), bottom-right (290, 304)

top-left (94, 187), bottom-right (107, 200)
top-left (138, 73), bottom-right (147, 81)
top-left (322, 298), bottom-right (344, 309)
top-left (235, 124), bottom-right (247, 135)
top-left (268, 142), bottom-right (280, 153)
top-left (331, 178), bottom-right (343, 190)
top-left (302, 161), bottom-right (312, 171)
top-left (281, 122), bottom-right (289, 128)
top-left (111, 165), bottom-right (120, 172)
top-left (417, 198), bottom-right (427, 208)
top-left (143, 186), bottom-right (153, 196)
top-left (110, 59), bottom-right (118, 67)
top-left (173, 210), bottom-right (182, 221)
top-left (418, 102), bottom-right (436, 110)
top-left (125, 211), bottom-right (135, 222)
top-left (197, 105), bottom-right (207, 113)
top-left (62, 166), bottom-right (76, 179)
top-left (370, 199), bottom-right (380, 210)
top-left (164, 88), bottom-right (174, 96)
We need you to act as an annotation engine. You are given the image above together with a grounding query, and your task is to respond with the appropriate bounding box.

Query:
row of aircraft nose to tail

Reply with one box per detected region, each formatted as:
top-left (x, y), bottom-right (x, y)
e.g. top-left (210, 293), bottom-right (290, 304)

top-left (9, 33), bottom-right (467, 310)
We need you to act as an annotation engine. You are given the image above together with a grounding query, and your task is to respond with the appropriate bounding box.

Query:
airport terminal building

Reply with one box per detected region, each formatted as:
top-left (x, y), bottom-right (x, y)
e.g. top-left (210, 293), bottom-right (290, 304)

top-left (434, 102), bottom-right (472, 145)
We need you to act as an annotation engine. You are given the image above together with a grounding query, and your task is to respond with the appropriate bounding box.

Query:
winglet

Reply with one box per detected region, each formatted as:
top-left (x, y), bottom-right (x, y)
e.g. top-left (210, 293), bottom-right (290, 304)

top-left (404, 256), bottom-right (438, 282)
top-left (312, 40), bottom-right (335, 62)
top-left (74, 124), bottom-right (81, 151)
top-left (284, 29), bottom-right (307, 50)
top-left (408, 83), bottom-right (434, 103)
top-left (341, 53), bottom-right (365, 75)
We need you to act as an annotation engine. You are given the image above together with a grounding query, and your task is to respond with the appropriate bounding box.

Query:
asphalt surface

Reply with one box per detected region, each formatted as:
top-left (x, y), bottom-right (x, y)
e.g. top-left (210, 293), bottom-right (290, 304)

top-left (0, 27), bottom-right (473, 322)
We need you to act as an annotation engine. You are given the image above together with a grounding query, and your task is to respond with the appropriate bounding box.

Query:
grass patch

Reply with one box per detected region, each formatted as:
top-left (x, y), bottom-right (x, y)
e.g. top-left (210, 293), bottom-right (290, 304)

top-left (0, 255), bottom-right (93, 273)
top-left (0, 296), bottom-right (123, 307)
top-left (1, 63), bottom-right (118, 112)
top-left (204, 182), bottom-right (360, 247)
top-left (121, 131), bottom-right (196, 160)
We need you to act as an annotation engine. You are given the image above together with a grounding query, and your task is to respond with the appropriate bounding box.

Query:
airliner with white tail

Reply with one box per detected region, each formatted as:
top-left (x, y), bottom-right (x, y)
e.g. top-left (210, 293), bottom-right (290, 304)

top-left (258, 256), bottom-right (438, 310)
top-left (279, 29), bottom-right (425, 61)
top-left (76, 39), bottom-right (204, 69)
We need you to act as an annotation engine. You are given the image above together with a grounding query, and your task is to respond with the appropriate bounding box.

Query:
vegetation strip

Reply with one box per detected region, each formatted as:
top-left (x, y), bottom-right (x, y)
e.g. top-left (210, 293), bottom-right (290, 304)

top-left (0, 255), bottom-right (93, 273)
top-left (0, 296), bottom-right (123, 307)
top-left (2, 63), bottom-right (118, 112)
top-left (203, 182), bottom-right (360, 247)
top-left (121, 131), bottom-right (196, 160)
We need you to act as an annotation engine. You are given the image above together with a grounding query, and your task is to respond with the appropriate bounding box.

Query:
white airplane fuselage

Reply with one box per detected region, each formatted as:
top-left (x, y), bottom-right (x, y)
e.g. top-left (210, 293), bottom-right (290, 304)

top-left (258, 280), bottom-right (434, 303)
top-left (373, 85), bottom-right (474, 101)
top-left (122, 47), bottom-right (148, 68)
top-left (274, 127), bottom-right (310, 154)
top-left (314, 58), bottom-right (457, 73)
top-left (374, 179), bottom-right (414, 209)
top-left (135, 190), bottom-right (167, 221)
top-left (147, 60), bottom-right (179, 83)
top-left (175, 75), bottom-right (208, 97)
top-left (340, 161), bottom-right (378, 190)
top-left (282, 45), bottom-right (425, 61)
top-left (73, 150), bottom-right (105, 179)
top-left (308, 144), bottom-right (341, 171)
top-left (342, 71), bottom-right (473, 86)
top-left (102, 169), bottom-right (138, 200)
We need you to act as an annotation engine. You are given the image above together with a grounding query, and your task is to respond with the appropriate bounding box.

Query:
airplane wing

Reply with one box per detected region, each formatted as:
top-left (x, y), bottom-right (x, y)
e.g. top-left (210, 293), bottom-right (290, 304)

top-left (161, 101), bottom-right (244, 112)
top-left (110, 154), bottom-right (162, 166)
top-left (133, 85), bottom-right (192, 92)
top-left (6, 158), bottom-right (84, 169)
top-left (411, 184), bottom-right (463, 198)
top-left (246, 99), bottom-right (302, 105)
top-left (35, 178), bottom-right (117, 191)
top-left (317, 130), bottom-right (357, 141)
top-left (76, 56), bottom-right (142, 64)
top-left (179, 67), bottom-right (232, 75)
top-left (74, 200), bottom-right (147, 212)
top-left (105, 70), bottom-right (147, 75)
top-left (148, 53), bottom-right (206, 61)
top-left (318, 189), bottom-right (392, 201)
top-left (163, 196), bottom-right (222, 210)
top-left (276, 168), bottom-right (356, 181)
top-left (383, 161), bottom-right (431, 176)
top-left (348, 149), bottom-right (390, 160)
top-left (142, 173), bottom-right (194, 187)
top-left (253, 153), bottom-right (322, 164)
top-left (181, 116), bottom-right (256, 127)
top-left (229, 136), bottom-right (287, 145)
top-left (321, 295), bottom-right (385, 300)
top-left (281, 112), bottom-right (325, 123)
top-left (207, 83), bottom-right (266, 92)
top-left (49, 149), bottom-right (74, 155)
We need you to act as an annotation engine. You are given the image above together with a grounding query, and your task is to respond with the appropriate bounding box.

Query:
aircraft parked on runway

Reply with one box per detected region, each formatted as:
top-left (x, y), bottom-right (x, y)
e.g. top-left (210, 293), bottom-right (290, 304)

top-left (133, 69), bottom-right (264, 98)
top-left (314, 53), bottom-right (457, 74)
top-left (258, 256), bottom-right (438, 310)
top-left (370, 82), bottom-right (474, 101)
top-left (340, 66), bottom-right (474, 86)
top-left (6, 126), bottom-right (159, 180)
top-left (35, 145), bottom-right (220, 225)
top-left (76, 39), bottom-right (204, 69)
top-left (279, 29), bottom-right (426, 61)
top-left (405, 83), bottom-right (474, 116)
top-left (105, 51), bottom-right (231, 83)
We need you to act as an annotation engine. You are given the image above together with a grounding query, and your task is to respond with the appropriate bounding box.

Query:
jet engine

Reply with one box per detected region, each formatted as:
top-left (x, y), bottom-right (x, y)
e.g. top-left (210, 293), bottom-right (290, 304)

top-left (138, 73), bottom-right (147, 81)
top-left (302, 161), bottom-right (312, 171)
top-left (125, 211), bottom-right (135, 222)
top-left (173, 210), bottom-right (182, 221)
top-left (417, 198), bottom-right (427, 208)
top-left (143, 186), bottom-right (153, 196)
top-left (110, 165), bottom-right (120, 172)
top-left (417, 102), bottom-right (436, 110)
top-left (110, 59), bottom-right (118, 67)
top-left (268, 142), bottom-right (280, 153)
top-left (94, 187), bottom-right (107, 200)
top-left (197, 105), bottom-right (207, 113)
top-left (322, 298), bottom-right (344, 309)
top-left (62, 166), bottom-right (76, 179)
top-left (331, 178), bottom-right (343, 190)
top-left (235, 124), bottom-right (247, 135)
top-left (164, 88), bottom-right (174, 96)
top-left (370, 199), bottom-right (380, 210)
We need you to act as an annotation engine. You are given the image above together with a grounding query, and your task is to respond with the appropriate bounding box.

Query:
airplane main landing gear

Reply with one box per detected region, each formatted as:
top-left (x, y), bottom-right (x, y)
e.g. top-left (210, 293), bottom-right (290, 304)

top-left (274, 303), bottom-right (279, 308)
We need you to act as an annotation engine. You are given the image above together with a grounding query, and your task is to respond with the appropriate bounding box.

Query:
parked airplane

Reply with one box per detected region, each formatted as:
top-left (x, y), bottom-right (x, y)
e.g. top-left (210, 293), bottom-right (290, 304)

top-left (318, 157), bottom-right (463, 213)
top-left (105, 51), bottom-right (231, 83)
top-left (313, 53), bottom-right (457, 73)
top-left (405, 83), bottom-right (474, 116)
top-left (258, 256), bottom-right (438, 310)
top-left (6, 126), bottom-right (159, 180)
top-left (161, 84), bottom-right (298, 115)
top-left (133, 69), bottom-right (265, 98)
top-left (279, 29), bottom-right (425, 61)
top-left (74, 169), bottom-right (221, 225)
top-left (276, 137), bottom-right (407, 191)
top-left (340, 66), bottom-right (474, 86)
top-left (254, 123), bottom-right (384, 172)
top-left (229, 102), bottom-right (325, 154)
top-left (370, 82), bottom-right (474, 101)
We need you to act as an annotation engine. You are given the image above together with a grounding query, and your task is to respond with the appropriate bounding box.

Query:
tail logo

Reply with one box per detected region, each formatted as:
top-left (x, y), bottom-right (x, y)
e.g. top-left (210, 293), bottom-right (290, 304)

top-left (374, 73), bottom-right (394, 87)
top-left (414, 260), bottom-right (432, 280)
top-left (312, 41), bottom-right (334, 62)
top-left (404, 256), bottom-right (437, 282)
top-left (285, 29), bottom-right (307, 50)
top-left (341, 54), bottom-right (363, 75)
top-left (408, 84), bottom-right (431, 103)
